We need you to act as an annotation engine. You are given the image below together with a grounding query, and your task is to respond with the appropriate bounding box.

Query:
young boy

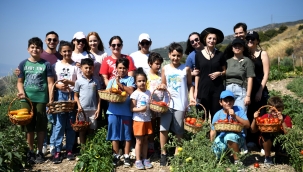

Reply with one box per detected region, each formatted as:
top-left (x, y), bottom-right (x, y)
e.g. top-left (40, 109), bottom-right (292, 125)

top-left (210, 90), bottom-right (250, 165)
top-left (17, 37), bottom-right (54, 164)
top-left (74, 58), bottom-right (101, 144)
top-left (158, 42), bottom-right (194, 166)
top-left (251, 96), bottom-right (292, 165)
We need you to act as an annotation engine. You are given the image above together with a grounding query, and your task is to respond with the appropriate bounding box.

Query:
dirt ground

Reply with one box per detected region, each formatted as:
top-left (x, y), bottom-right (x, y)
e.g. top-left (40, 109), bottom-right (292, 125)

top-left (24, 78), bottom-right (297, 172)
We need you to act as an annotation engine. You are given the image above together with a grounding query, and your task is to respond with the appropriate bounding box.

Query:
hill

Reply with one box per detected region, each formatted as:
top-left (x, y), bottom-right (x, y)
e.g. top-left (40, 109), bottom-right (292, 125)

top-left (152, 19), bottom-right (303, 60)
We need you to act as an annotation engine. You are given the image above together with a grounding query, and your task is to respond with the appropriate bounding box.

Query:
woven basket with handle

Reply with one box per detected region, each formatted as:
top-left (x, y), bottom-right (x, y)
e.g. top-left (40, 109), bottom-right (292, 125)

top-left (7, 97), bottom-right (34, 125)
top-left (255, 105), bottom-right (282, 133)
top-left (98, 79), bottom-right (127, 103)
top-left (184, 103), bottom-right (207, 133)
top-left (46, 80), bottom-right (76, 114)
top-left (214, 111), bottom-right (244, 133)
top-left (149, 88), bottom-right (171, 113)
top-left (71, 110), bottom-right (91, 132)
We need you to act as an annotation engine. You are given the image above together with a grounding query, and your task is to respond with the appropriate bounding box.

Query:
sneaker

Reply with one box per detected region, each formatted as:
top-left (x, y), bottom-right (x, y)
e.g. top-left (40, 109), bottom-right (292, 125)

top-left (160, 154), bottom-right (167, 166)
top-left (123, 156), bottom-right (131, 167)
top-left (135, 160), bottom-right (145, 170)
top-left (36, 145), bottom-right (47, 155)
top-left (66, 150), bottom-right (75, 161)
top-left (53, 152), bottom-right (62, 164)
top-left (113, 155), bottom-right (120, 166)
top-left (240, 144), bottom-right (248, 155)
top-left (264, 157), bottom-right (274, 165)
top-left (50, 145), bottom-right (55, 156)
top-left (35, 152), bottom-right (45, 164)
top-left (27, 151), bottom-right (36, 164)
top-left (143, 159), bottom-right (153, 169)
top-left (260, 149), bottom-right (265, 155)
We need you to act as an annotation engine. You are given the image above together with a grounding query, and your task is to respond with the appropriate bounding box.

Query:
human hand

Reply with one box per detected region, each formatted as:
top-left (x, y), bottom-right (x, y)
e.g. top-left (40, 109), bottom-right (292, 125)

top-left (76, 62), bottom-right (81, 68)
top-left (254, 111), bottom-right (260, 118)
top-left (192, 69), bottom-right (200, 76)
top-left (277, 111), bottom-right (283, 122)
top-left (208, 72), bottom-right (220, 80)
top-left (255, 90), bottom-right (262, 102)
top-left (228, 108), bottom-right (235, 118)
top-left (190, 97), bottom-right (196, 105)
top-left (94, 110), bottom-right (99, 119)
top-left (17, 92), bottom-right (25, 99)
top-left (157, 84), bottom-right (167, 90)
top-left (14, 68), bottom-right (20, 76)
top-left (244, 96), bottom-right (251, 106)
top-left (194, 90), bottom-right (197, 100)
top-left (57, 84), bottom-right (68, 90)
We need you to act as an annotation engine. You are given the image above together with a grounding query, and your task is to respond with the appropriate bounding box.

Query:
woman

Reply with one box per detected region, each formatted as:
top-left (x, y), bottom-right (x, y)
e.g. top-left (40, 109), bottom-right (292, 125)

top-left (246, 31), bottom-right (270, 146)
top-left (185, 32), bottom-right (204, 77)
top-left (99, 36), bottom-right (136, 86)
top-left (225, 38), bottom-right (255, 113)
top-left (130, 33), bottom-right (152, 73)
top-left (194, 28), bottom-right (226, 121)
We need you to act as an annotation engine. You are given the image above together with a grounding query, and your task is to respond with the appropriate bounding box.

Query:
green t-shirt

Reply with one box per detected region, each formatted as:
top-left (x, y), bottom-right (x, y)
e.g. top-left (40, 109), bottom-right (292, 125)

top-left (18, 59), bottom-right (53, 103)
top-left (226, 57), bottom-right (255, 88)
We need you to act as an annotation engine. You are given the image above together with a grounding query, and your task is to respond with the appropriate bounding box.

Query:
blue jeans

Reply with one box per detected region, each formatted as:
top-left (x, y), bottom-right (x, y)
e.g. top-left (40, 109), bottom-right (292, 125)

top-left (44, 109), bottom-right (56, 147)
top-left (53, 90), bottom-right (76, 152)
top-left (226, 84), bottom-right (247, 114)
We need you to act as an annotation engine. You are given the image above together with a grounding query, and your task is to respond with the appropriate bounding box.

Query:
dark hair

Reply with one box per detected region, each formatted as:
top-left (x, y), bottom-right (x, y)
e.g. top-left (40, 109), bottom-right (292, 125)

top-left (134, 67), bottom-right (147, 82)
top-left (223, 43), bottom-right (251, 60)
top-left (185, 32), bottom-right (199, 55)
top-left (268, 96), bottom-right (284, 110)
top-left (148, 52), bottom-right (164, 65)
top-left (233, 22), bottom-right (247, 33)
top-left (46, 31), bottom-right (59, 38)
top-left (116, 58), bottom-right (129, 69)
top-left (81, 58), bottom-right (94, 66)
top-left (87, 32), bottom-right (105, 51)
top-left (58, 40), bottom-right (72, 52)
top-left (168, 42), bottom-right (183, 54)
top-left (71, 38), bottom-right (89, 51)
top-left (109, 36), bottom-right (123, 45)
top-left (28, 37), bottom-right (43, 49)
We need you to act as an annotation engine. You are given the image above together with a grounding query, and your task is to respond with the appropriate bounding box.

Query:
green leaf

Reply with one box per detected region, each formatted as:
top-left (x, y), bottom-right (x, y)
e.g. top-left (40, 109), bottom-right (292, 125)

top-left (5, 152), bottom-right (12, 161)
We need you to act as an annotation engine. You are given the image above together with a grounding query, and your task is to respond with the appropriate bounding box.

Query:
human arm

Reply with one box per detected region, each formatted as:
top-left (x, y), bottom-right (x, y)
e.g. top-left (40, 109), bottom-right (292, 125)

top-left (102, 74), bottom-right (109, 86)
top-left (194, 76), bottom-right (199, 100)
top-left (128, 71), bottom-right (134, 77)
top-left (127, 55), bottom-right (136, 77)
top-left (115, 76), bottom-right (134, 95)
top-left (228, 108), bottom-right (250, 128)
top-left (250, 111), bottom-right (260, 133)
top-left (189, 85), bottom-right (196, 105)
top-left (47, 77), bottom-right (54, 102)
top-left (255, 51), bottom-right (270, 101)
top-left (210, 130), bottom-right (217, 142)
top-left (244, 77), bottom-right (253, 106)
top-left (158, 66), bottom-right (167, 90)
top-left (74, 92), bottom-right (82, 112)
top-left (130, 99), bottom-right (147, 112)
top-left (278, 113), bottom-right (292, 134)
top-left (94, 90), bottom-right (100, 119)
top-left (17, 78), bottom-right (25, 98)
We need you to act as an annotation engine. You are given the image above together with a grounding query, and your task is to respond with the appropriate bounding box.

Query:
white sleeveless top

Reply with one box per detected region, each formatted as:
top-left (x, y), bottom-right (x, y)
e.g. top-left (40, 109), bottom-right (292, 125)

top-left (164, 64), bottom-right (188, 111)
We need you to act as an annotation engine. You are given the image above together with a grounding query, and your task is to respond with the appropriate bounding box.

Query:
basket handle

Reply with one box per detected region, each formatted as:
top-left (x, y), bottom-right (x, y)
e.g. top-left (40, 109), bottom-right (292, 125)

top-left (50, 80), bottom-right (72, 103)
top-left (149, 87), bottom-right (171, 106)
top-left (75, 108), bottom-right (87, 123)
top-left (256, 105), bottom-right (278, 118)
top-left (7, 97), bottom-right (33, 116)
top-left (185, 103), bottom-right (207, 121)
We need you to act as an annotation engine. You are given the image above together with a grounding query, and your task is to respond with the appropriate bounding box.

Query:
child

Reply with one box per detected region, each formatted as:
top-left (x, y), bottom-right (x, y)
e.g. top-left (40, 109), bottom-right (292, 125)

top-left (130, 67), bottom-right (153, 169)
top-left (251, 96), bottom-right (292, 165)
top-left (74, 58), bottom-right (101, 144)
top-left (146, 52), bottom-right (163, 155)
top-left (210, 90), bottom-right (250, 165)
top-left (17, 37), bottom-right (54, 164)
top-left (106, 58), bottom-right (135, 167)
top-left (158, 42), bottom-right (194, 166)
top-left (52, 41), bottom-right (79, 163)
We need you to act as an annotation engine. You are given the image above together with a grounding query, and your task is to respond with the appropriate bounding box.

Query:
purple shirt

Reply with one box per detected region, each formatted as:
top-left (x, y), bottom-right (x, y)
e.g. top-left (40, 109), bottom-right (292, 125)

top-left (41, 51), bottom-right (62, 65)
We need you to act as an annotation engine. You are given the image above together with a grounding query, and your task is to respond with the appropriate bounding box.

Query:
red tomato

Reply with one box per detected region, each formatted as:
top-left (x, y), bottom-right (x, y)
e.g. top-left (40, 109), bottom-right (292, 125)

top-left (158, 101), bottom-right (167, 106)
top-left (257, 117), bottom-right (262, 121)
top-left (269, 118), bottom-right (274, 123)
top-left (191, 118), bottom-right (197, 123)
top-left (259, 119), bottom-right (264, 123)
top-left (300, 150), bottom-right (303, 155)
top-left (254, 162), bottom-right (260, 168)
top-left (186, 117), bottom-right (191, 122)
top-left (195, 123), bottom-right (202, 127)
top-left (273, 118), bottom-right (279, 124)
top-left (264, 119), bottom-right (269, 124)
top-left (230, 119), bottom-right (234, 123)
top-left (218, 119), bottom-right (223, 123)
top-left (189, 120), bottom-right (195, 125)
top-left (223, 119), bottom-right (229, 123)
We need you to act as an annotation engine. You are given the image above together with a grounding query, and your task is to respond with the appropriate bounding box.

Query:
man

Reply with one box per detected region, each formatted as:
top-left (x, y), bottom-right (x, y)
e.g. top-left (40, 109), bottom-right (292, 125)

top-left (233, 22), bottom-right (248, 40)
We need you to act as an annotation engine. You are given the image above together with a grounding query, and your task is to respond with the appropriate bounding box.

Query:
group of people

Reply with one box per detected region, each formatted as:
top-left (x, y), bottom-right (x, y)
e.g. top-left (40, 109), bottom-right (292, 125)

top-left (15, 22), bottom-right (292, 170)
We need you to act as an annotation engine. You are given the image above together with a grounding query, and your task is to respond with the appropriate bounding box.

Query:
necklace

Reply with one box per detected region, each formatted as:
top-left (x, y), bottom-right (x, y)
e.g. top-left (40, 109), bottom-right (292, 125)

top-left (206, 47), bottom-right (215, 59)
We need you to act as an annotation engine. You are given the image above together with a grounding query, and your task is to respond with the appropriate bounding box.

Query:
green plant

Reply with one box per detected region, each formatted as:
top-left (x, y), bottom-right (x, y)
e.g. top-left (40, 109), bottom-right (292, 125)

top-left (298, 25), bottom-right (303, 31)
top-left (286, 77), bottom-right (303, 97)
top-left (74, 128), bottom-right (113, 172)
top-left (278, 25), bottom-right (288, 33)
top-left (268, 66), bottom-right (287, 81)
top-left (285, 47), bottom-right (294, 56)
top-left (0, 126), bottom-right (29, 171)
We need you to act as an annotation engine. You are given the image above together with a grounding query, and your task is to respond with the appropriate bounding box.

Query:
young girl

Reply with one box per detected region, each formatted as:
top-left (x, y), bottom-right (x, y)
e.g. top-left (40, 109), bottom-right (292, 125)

top-left (130, 67), bottom-right (153, 170)
top-left (106, 58), bottom-right (135, 167)
top-left (146, 52), bottom-right (164, 155)
top-left (52, 41), bottom-right (78, 163)
top-left (158, 42), bottom-right (194, 166)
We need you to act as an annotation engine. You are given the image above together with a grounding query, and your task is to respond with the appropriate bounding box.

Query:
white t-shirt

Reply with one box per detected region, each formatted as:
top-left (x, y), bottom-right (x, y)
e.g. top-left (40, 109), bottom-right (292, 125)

top-left (53, 61), bottom-right (78, 92)
top-left (130, 90), bottom-right (151, 122)
top-left (130, 51), bottom-right (150, 73)
top-left (91, 51), bottom-right (107, 88)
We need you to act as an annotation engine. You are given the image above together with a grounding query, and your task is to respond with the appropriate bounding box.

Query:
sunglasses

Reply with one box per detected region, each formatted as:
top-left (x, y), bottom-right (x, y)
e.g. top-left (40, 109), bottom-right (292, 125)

top-left (76, 39), bottom-right (86, 44)
top-left (140, 41), bottom-right (150, 46)
top-left (190, 38), bottom-right (200, 45)
top-left (111, 44), bottom-right (122, 48)
top-left (246, 37), bottom-right (255, 41)
top-left (47, 38), bottom-right (57, 42)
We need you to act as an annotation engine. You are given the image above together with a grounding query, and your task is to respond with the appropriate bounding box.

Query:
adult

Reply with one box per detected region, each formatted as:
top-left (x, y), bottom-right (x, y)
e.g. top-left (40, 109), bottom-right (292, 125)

top-left (194, 28), bottom-right (226, 121)
top-left (185, 32), bottom-right (204, 77)
top-left (224, 38), bottom-right (255, 113)
top-left (246, 31), bottom-right (270, 146)
top-left (234, 22), bottom-right (248, 40)
top-left (130, 33), bottom-right (152, 73)
top-left (100, 36), bottom-right (136, 86)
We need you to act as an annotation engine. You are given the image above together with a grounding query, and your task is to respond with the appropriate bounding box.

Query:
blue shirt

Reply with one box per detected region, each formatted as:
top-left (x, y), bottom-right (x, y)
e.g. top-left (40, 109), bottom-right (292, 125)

top-left (106, 76), bottom-right (136, 116)
top-left (211, 106), bottom-right (248, 137)
top-left (185, 50), bottom-right (196, 70)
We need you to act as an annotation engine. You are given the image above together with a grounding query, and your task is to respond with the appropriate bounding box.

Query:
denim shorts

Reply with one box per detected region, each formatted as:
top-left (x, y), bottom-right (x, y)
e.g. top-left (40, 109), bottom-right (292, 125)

top-left (226, 84), bottom-right (247, 113)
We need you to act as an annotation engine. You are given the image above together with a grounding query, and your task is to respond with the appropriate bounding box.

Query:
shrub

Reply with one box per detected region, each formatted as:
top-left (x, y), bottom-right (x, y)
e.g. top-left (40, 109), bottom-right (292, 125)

top-left (286, 77), bottom-right (303, 97)
top-left (278, 25), bottom-right (288, 33)
top-left (74, 128), bottom-right (113, 172)
top-left (285, 47), bottom-right (294, 56)
top-left (298, 25), bottom-right (303, 30)
top-left (269, 66), bottom-right (287, 81)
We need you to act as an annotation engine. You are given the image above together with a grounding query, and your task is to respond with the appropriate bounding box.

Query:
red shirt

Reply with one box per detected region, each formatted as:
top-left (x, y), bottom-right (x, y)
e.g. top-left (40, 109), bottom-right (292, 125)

top-left (99, 54), bottom-right (136, 80)
top-left (260, 113), bottom-right (292, 128)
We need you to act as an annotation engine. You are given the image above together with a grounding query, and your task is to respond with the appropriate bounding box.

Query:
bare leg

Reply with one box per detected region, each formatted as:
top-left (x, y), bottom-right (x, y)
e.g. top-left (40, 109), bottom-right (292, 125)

top-left (227, 141), bottom-right (240, 160)
top-left (79, 131), bottom-right (86, 144)
top-left (263, 139), bottom-right (272, 157)
top-left (27, 132), bottom-right (35, 150)
top-left (135, 136), bottom-right (143, 161)
top-left (37, 131), bottom-right (45, 152)
top-left (142, 136), bottom-right (149, 159)
top-left (112, 140), bottom-right (119, 154)
top-left (160, 131), bottom-right (168, 155)
top-left (124, 141), bottom-right (131, 155)
top-left (174, 134), bottom-right (183, 155)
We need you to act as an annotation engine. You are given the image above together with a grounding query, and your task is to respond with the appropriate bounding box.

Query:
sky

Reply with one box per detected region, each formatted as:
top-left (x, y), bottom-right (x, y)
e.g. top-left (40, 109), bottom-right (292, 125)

top-left (0, 0), bottom-right (303, 77)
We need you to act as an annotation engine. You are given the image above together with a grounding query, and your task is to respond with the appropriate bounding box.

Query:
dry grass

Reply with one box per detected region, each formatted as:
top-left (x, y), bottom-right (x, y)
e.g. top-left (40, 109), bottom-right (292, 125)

top-left (262, 23), bottom-right (303, 61)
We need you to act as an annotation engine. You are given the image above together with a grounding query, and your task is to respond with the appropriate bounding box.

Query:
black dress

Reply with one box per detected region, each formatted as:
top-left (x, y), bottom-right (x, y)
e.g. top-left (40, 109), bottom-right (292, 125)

top-left (195, 50), bottom-right (226, 120)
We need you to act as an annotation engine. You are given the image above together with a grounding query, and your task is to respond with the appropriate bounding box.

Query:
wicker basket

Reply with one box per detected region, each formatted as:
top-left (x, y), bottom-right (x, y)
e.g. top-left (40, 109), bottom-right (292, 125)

top-left (71, 110), bottom-right (91, 132)
top-left (98, 80), bottom-right (127, 103)
top-left (255, 105), bottom-right (282, 133)
top-left (149, 88), bottom-right (171, 113)
top-left (214, 113), bottom-right (244, 133)
top-left (184, 103), bottom-right (207, 133)
top-left (46, 80), bottom-right (76, 114)
top-left (7, 97), bottom-right (34, 125)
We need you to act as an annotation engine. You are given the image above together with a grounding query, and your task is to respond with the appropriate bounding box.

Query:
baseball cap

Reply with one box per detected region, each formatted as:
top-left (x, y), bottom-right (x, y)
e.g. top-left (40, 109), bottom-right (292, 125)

top-left (231, 38), bottom-right (245, 46)
top-left (246, 31), bottom-right (259, 41)
top-left (138, 33), bottom-right (151, 42)
top-left (220, 90), bottom-right (235, 99)
top-left (73, 32), bottom-right (86, 39)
